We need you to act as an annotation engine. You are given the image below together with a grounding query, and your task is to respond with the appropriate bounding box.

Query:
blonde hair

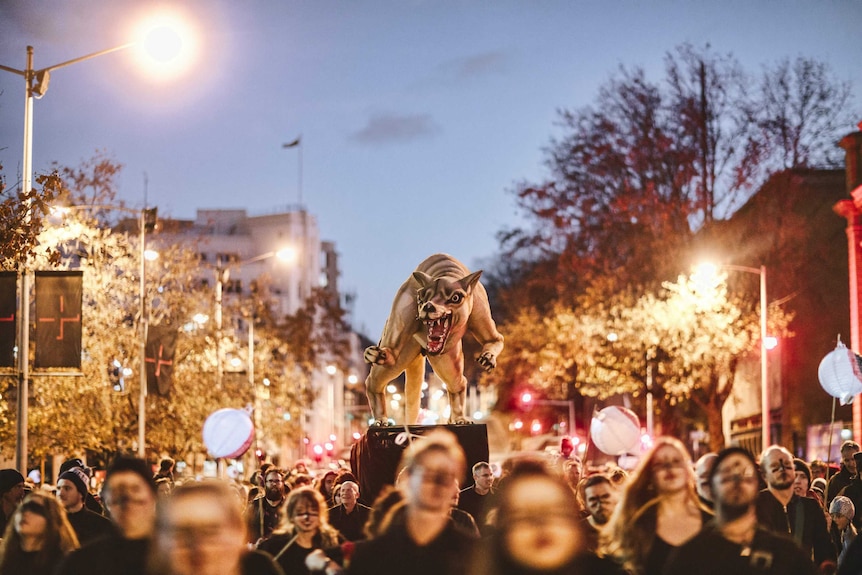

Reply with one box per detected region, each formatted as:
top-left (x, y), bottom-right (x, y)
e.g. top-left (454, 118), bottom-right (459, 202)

top-left (600, 436), bottom-right (707, 574)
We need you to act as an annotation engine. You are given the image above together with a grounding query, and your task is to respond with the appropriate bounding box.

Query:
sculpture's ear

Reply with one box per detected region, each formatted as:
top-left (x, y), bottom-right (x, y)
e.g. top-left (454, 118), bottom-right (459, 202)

top-left (413, 271), bottom-right (434, 289)
top-left (459, 270), bottom-right (482, 291)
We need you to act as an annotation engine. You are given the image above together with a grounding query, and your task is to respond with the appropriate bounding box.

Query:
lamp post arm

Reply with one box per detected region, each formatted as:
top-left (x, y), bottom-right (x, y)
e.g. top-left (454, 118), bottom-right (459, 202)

top-left (35, 43), bottom-right (136, 76)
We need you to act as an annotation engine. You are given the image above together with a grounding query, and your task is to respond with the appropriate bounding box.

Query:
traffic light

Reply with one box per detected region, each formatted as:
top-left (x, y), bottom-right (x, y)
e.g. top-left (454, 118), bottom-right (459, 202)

top-left (143, 207), bottom-right (158, 232)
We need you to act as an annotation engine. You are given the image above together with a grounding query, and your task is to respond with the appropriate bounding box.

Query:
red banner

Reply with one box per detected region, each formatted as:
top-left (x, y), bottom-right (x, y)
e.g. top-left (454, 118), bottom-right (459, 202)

top-left (146, 324), bottom-right (177, 396)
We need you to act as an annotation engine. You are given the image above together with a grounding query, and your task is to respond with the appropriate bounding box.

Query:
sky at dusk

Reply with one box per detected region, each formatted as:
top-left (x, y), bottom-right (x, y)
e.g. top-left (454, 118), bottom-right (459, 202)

top-left (1, 1), bottom-right (859, 338)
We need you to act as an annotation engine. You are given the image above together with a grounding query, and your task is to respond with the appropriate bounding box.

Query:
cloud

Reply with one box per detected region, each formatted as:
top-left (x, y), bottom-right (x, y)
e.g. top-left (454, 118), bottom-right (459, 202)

top-left (351, 113), bottom-right (439, 145)
top-left (440, 51), bottom-right (508, 82)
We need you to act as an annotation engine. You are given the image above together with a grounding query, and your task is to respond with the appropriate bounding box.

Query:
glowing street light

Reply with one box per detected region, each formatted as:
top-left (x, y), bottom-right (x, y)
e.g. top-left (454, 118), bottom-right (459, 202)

top-left (695, 262), bottom-right (772, 450)
top-left (0, 11), bottom-right (193, 473)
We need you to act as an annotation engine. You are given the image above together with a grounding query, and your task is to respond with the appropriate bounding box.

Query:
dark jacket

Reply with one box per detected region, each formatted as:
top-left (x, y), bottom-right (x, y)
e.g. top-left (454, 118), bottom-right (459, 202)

top-left (347, 511), bottom-right (475, 575)
top-left (829, 467), bottom-right (855, 505)
top-left (664, 522), bottom-right (817, 575)
top-left (755, 490), bottom-right (836, 569)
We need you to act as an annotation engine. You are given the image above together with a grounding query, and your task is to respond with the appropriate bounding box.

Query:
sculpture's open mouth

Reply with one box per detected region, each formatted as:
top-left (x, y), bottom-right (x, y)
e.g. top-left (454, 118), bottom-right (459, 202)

top-left (424, 313), bottom-right (451, 354)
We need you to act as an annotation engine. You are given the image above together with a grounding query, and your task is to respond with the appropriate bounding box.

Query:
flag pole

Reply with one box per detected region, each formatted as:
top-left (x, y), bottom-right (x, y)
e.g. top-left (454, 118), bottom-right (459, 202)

top-left (282, 136), bottom-right (302, 207)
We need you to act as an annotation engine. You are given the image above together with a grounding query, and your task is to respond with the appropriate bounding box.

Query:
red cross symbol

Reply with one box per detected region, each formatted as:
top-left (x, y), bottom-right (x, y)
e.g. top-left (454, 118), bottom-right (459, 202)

top-left (38, 295), bottom-right (80, 340)
top-left (146, 345), bottom-right (173, 376)
top-left (0, 313), bottom-right (13, 323)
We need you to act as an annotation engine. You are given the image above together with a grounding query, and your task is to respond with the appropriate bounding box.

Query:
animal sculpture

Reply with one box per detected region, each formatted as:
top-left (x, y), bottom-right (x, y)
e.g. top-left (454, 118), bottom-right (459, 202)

top-left (364, 254), bottom-right (504, 425)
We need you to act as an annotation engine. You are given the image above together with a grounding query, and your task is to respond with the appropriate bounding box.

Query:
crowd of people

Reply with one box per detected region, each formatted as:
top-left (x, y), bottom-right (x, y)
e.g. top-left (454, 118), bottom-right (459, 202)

top-left (4, 433), bottom-right (862, 574)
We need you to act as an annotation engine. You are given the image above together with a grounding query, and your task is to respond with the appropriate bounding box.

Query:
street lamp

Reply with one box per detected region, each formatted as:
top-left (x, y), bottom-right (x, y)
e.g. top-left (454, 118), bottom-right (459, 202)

top-left (0, 19), bottom-right (189, 474)
top-left (695, 262), bottom-right (771, 450)
top-left (214, 248), bottom-right (296, 387)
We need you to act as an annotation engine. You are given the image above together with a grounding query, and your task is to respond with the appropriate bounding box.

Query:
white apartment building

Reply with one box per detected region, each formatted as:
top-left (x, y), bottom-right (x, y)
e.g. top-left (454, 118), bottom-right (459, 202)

top-left (153, 207), bottom-right (365, 465)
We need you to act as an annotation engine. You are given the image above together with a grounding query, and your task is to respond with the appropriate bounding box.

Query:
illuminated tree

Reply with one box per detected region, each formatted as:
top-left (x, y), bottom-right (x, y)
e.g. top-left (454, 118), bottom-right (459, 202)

top-left (485, 270), bottom-right (791, 452)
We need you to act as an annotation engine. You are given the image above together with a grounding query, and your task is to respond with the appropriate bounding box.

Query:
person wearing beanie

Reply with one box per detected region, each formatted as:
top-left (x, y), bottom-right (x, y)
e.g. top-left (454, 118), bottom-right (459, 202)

top-left (830, 495), bottom-right (857, 567)
top-left (811, 477), bottom-right (828, 508)
top-left (0, 468), bottom-right (25, 534)
top-left (57, 458), bottom-right (104, 516)
top-left (793, 458), bottom-right (812, 496)
top-left (57, 468), bottom-right (115, 546)
top-left (56, 456), bottom-right (157, 575)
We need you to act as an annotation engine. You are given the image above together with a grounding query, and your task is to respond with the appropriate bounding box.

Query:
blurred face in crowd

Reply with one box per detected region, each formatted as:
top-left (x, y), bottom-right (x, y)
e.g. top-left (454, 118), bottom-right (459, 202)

top-left (407, 450), bottom-right (460, 514)
top-left (832, 511), bottom-right (851, 532)
top-left (2, 480), bottom-right (25, 509)
top-left (323, 474), bottom-right (336, 495)
top-left (712, 453), bottom-right (759, 517)
top-left (57, 478), bottom-right (84, 512)
top-left (584, 481), bottom-right (617, 525)
top-left (156, 485), bottom-right (245, 575)
top-left (290, 496), bottom-right (322, 536)
top-left (842, 448), bottom-right (859, 475)
top-left (341, 482), bottom-right (359, 510)
top-left (474, 465), bottom-right (494, 492)
top-left (694, 454), bottom-right (717, 502)
top-left (651, 444), bottom-right (690, 495)
top-left (14, 497), bottom-right (48, 543)
top-left (502, 475), bottom-right (582, 571)
top-left (761, 448), bottom-right (795, 491)
top-left (792, 470), bottom-right (810, 497)
top-left (264, 471), bottom-right (285, 501)
top-left (564, 460), bottom-right (581, 488)
top-left (103, 471), bottom-right (157, 539)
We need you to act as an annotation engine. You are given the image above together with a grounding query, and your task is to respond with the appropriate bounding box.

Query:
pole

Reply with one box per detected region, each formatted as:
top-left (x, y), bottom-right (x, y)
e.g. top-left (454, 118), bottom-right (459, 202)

top-left (760, 265), bottom-right (770, 449)
top-left (138, 210), bottom-right (147, 457)
top-left (15, 46), bottom-right (35, 475)
top-left (567, 400), bottom-right (575, 440)
top-left (215, 263), bottom-right (224, 388)
top-left (646, 361), bottom-right (654, 437)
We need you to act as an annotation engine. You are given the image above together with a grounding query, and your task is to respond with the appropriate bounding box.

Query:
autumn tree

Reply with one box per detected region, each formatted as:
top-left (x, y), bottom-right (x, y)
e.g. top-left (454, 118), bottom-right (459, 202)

top-left (484, 270), bottom-right (792, 452)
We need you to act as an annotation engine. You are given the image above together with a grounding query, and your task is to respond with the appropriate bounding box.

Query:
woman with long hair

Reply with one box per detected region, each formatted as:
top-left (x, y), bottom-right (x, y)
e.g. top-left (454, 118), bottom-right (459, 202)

top-left (257, 486), bottom-right (343, 574)
top-left (0, 491), bottom-right (79, 575)
top-left (317, 471), bottom-right (339, 507)
top-left (601, 436), bottom-right (711, 575)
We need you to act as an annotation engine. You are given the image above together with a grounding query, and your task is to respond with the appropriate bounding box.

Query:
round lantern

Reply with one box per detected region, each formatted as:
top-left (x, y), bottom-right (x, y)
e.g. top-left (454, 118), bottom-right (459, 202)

top-left (590, 406), bottom-right (641, 456)
top-left (818, 339), bottom-right (862, 405)
top-left (202, 408), bottom-right (255, 459)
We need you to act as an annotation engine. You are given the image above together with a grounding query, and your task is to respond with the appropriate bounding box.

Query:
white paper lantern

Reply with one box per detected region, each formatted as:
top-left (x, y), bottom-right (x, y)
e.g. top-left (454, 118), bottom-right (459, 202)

top-left (203, 408), bottom-right (255, 459)
top-left (590, 406), bottom-right (641, 456)
top-left (818, 340), bottom-right (862, 405)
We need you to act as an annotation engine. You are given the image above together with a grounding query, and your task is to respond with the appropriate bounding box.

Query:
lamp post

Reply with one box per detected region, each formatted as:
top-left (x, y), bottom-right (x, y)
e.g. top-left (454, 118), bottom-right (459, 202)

top-left (696, 263), bottom-right (770, 450)
top-left (2, 20), bottom-right (189, 473)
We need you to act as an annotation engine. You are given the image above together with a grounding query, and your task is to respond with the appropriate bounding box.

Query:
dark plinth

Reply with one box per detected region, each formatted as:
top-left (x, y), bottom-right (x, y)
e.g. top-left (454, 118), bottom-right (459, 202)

top-left (350, 424), bottom-right (489, 504)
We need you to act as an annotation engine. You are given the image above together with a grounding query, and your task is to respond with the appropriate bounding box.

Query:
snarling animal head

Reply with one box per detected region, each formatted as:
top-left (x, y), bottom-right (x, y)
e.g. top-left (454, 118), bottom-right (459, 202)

top-left (412, 270), bottom-right (482, 355)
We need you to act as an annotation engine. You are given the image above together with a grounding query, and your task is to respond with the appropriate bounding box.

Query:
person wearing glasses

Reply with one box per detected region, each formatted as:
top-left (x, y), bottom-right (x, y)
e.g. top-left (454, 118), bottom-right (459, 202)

top-left (665, 447), bottom-right (816, 575)
top-left (756, 445), bottom-right (836, 572)
top-left (348, 429), bottom-right (477, 575)
top-left (246, 468), bottom-right (287, 544)
top-left (257, 487), bottom-right (341, 575)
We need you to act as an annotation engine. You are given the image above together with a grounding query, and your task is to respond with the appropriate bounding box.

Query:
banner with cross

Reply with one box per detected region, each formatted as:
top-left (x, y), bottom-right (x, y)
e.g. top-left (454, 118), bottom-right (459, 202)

top-left (34, 271), bottom-right (83, 369)
top-left (145, 324), bottom-right (177, 396)
top-left (0, 272), bottom-right (16, 368)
